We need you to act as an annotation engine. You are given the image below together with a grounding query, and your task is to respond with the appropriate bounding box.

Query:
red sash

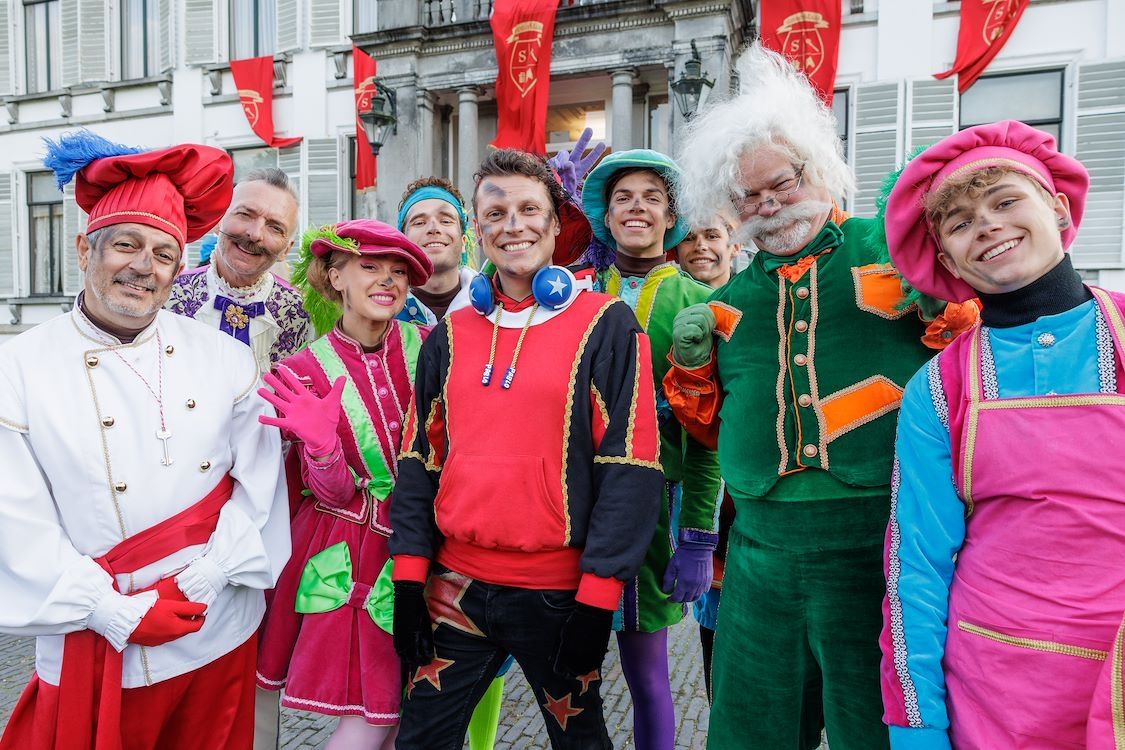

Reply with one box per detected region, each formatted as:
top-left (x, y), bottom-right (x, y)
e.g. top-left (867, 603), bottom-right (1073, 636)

top-left (1, 473), bottom-right (234, 750)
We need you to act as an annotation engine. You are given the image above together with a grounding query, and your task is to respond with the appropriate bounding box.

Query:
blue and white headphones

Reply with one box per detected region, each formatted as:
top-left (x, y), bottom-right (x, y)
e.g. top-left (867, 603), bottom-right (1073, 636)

top-left (469, 265), bottom-right (589, 316)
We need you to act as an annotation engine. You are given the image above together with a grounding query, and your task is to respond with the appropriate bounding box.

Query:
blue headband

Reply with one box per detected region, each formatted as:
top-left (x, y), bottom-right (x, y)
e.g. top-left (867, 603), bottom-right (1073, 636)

top-left (396, 186), bottom-right (467, 232)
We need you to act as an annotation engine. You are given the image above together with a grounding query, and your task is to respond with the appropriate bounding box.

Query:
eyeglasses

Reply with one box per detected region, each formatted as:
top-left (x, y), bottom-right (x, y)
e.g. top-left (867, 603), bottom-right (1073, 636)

top-left (733, 169), bottom-right (804, 214)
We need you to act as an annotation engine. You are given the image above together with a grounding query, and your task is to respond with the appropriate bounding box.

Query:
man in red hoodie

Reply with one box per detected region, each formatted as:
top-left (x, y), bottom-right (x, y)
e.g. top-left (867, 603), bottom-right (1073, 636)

top-left (390, 149), bottom-right (664, 749)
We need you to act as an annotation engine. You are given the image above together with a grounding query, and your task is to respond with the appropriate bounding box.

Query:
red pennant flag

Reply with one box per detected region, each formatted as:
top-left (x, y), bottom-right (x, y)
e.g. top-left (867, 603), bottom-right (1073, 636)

top-left (490, 0), bottom-right (558, 155)
top-left (935, 0), bottom-right (1029, 93)
top-left (760, 0), bottom-right (842, 106)
top-left (229, 56), bottom-right (302, 148)
top-left (353, 46), bottom-right (378, 191)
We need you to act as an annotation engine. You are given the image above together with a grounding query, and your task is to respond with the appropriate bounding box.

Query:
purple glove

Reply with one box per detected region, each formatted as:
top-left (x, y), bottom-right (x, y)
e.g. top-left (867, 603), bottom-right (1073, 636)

top-left (548, 127), bottom-right (607, 198)
top-left (258, 369), bottom-right (345, 457)
top-left (661, 541), bottom-right (714, 603)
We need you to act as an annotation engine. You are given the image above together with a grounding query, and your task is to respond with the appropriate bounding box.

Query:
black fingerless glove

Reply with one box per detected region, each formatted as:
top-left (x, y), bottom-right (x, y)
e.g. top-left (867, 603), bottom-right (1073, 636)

top-left (392, 581), bottom-right (434, 668)
top-left (552, 602), bottom-right (614, 678)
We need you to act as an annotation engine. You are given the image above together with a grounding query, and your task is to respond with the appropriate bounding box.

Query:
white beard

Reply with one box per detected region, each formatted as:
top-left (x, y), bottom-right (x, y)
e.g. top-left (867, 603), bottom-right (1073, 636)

top-left (737, 200), bottom-right (833, 255)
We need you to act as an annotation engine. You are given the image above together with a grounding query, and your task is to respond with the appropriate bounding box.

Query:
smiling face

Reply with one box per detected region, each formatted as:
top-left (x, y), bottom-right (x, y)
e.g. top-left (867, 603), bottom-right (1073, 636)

top-left (676, 217), bottom-right (743, 288)
top-left (473, 174), bottom-right (560, 300)
top-left (933, 173), bottom-right (1070, 296)
top-left (213, 180), bottom-right (299, 288)
top-left (79, 223), bottom-right (183, 330)
top-left (734, 148), bottom-right (832, 257)
top-left (329, 253), bottom-right (410, 342)
top-left (604, 170), bottom-right (677, 259)
top-left (401, 198), bottom-right (464, 278)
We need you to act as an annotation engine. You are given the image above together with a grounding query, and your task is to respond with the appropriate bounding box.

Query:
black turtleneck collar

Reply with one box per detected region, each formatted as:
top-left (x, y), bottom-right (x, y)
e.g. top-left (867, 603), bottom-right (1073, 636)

top-left (614, 252), bottom-right (666, 278)
top-left (978, 254), bottom-right (1093, 328)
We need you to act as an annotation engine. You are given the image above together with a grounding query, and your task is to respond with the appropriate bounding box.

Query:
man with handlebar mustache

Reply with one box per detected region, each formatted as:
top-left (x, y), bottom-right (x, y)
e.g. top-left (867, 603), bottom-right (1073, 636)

top-left (169, 167), bottom-right (313, 376)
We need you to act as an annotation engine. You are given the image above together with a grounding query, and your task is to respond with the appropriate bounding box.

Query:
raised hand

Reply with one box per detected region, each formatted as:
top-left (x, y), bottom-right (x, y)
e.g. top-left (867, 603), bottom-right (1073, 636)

top-left (258, 370), bottom-right (345, 457)
top-left (549, 127), bottom-right (607, 198)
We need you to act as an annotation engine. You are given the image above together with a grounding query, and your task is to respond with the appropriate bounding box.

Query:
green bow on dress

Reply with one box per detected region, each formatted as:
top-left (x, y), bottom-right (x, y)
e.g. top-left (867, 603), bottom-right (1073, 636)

top-left (294, 541), bottom-right (395, 634)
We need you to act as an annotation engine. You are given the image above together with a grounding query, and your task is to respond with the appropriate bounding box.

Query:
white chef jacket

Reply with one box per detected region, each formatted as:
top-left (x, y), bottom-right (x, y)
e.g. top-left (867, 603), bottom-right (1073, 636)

top-left (0, 305), bottom-right (291, 687)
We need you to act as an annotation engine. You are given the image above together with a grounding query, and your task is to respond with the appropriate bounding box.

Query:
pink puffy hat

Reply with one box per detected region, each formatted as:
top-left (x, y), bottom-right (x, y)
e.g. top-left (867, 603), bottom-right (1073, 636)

top-left (885, 120), bottom-right (1089, 303)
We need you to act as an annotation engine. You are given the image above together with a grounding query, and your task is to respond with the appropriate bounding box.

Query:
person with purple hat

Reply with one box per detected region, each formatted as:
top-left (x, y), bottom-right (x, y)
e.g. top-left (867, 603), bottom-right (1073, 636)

top-left (0, 131), bottom-right (291, 749)
top-left (878, 119), bottom-right (1125, 749)
top-left (253, 219), bottom-right (434, 750)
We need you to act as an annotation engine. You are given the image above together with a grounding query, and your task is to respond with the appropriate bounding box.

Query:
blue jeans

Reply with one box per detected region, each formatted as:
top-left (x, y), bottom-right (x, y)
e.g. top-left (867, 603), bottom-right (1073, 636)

top-left (396, 567), bottom-right (612, 750)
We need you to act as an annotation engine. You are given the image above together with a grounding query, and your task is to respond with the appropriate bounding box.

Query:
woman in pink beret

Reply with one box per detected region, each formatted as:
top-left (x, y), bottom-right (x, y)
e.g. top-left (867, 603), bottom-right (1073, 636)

top-left (255, 220), bottom-right (433, 750)
top-left (880, 120), bottom-right (1125, 750)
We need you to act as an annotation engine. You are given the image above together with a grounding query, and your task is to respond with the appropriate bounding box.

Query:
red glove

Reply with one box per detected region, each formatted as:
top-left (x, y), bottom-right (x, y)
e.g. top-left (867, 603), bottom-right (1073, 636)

top-left (153, 576), bottom-right (189, 602)
top-left (258, 370), bottom-right (345, 457)
top-left (127, 598), bottom-right (207, 647)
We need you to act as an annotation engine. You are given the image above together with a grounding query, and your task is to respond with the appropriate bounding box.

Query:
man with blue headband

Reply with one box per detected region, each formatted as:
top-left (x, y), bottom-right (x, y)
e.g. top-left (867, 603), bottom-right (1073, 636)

top-left (396, 177), bottom-right (479, 325)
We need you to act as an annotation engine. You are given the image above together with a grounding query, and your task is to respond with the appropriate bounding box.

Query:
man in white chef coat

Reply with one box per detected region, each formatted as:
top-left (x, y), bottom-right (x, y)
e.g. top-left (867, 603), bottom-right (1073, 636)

top-left (0, 131), bottom-right (290, 750)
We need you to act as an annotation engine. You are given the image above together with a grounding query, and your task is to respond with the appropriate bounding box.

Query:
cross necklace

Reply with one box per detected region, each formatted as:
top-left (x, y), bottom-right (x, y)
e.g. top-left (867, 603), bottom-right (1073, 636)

top-left (109, 330), bottom-right (174, 466)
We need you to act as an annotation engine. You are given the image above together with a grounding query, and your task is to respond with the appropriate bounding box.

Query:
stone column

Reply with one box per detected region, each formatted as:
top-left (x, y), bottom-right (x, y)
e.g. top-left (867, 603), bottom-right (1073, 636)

top-left (416, 88), bottom-right (438, 178)
top-left (610, 68), bottom-right (636, 151)
top-left (457, 86), bottom-right (482, 203)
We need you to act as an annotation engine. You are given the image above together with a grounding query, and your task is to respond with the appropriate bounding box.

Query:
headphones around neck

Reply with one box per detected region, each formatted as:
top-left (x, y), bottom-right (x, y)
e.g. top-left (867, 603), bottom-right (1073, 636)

top-left (469, 265), bottom-right (588, 316)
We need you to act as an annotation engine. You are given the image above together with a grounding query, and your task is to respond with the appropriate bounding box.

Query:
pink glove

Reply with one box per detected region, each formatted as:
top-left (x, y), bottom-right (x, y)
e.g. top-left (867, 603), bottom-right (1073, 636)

top-left (258, 370), bottom-right (345, 457)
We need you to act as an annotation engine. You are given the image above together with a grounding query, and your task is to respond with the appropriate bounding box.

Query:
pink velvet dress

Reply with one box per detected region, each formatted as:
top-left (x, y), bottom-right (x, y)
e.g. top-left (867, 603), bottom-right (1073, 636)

top-left (256, 322), bottom-right (423, 724)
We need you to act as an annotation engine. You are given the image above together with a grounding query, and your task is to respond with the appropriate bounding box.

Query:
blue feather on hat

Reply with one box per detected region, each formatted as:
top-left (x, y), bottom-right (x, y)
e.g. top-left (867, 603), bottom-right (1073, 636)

top-left (42, 130), bottom-right (144, 190)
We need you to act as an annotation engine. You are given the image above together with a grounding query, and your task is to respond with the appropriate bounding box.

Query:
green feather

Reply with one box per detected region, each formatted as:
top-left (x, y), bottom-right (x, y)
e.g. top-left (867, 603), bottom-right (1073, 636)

top-left (868, 144), bottom-right (945, 312)
top-left (292, 224), bottom-right (352, 337)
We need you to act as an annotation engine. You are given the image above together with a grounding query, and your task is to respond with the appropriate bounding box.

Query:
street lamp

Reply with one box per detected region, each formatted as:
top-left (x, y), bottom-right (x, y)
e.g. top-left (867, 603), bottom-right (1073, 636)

top-left (358, 81), bottom-right (398, 156)
top-left (670, 41), bottom-right (715, 120)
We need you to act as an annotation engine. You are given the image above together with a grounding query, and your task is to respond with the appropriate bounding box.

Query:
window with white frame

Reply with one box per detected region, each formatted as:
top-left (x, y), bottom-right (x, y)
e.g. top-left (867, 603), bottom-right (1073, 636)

top-left (121, 0), bottom-right (161, 79)
top-left (230, 147), bottom-right (279, 181)
top-left (24, 0), bottom-right (61, 94)
top-left (960, 69), bottom-right (1065, 146)
top-left (230, 0), bottom-right (277, 60)
top-left (27, 172), bottom-right (63, 296)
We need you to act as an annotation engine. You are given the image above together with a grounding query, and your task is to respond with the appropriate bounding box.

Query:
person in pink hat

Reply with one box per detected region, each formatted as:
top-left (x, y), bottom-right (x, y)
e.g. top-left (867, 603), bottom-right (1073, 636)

top-left (254, 220), bottom-right (433, 750)
top-left (879, 119), bottom-right (1125, 749)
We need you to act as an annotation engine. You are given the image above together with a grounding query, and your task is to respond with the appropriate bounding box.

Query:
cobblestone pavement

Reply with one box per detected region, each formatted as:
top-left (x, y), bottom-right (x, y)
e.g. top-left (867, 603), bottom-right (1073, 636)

top-left (0, 619), bottom-right (710, 749)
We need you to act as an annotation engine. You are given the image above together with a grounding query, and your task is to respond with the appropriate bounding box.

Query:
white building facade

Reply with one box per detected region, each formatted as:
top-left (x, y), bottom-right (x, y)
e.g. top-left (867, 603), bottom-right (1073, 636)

top-left (0, 0), bottom-right (1122, 337)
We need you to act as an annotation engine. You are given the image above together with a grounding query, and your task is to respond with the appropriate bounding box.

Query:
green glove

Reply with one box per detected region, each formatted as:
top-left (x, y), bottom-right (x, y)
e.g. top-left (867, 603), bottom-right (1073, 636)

top-left (672, 303), bottom-right (717, 369)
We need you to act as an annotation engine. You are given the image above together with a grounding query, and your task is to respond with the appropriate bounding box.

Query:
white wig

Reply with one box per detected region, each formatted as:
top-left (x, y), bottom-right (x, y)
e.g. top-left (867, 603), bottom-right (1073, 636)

top-left (674, 43), bottom-right (854, 227)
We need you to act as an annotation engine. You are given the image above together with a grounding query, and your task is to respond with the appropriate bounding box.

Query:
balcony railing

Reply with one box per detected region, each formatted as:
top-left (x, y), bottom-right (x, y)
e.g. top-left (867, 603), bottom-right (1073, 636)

top-left (419, 0), bottom-right (611, 26)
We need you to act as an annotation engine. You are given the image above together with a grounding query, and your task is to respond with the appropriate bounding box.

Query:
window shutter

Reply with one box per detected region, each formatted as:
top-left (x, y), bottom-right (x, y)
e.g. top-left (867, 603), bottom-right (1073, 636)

top-left (79, 0), bottom-right (107, 82)
top-left (0, 173), bottom-right (13, 297)
top-left (184, 0), bottom-right (216, 65)
top-left (307, 138), bottom-right (340, 232)
top-left (309, 0), bottom-right (342, 46)
top-left (906, 77), bottom-right (956, 154)
top-left (61, 0), bottom-right (80, 86)
top-left (159, 0), bottom-right (174, 73)
top-left (278, 0), bottom-right (299, 52)
top-left (852, 81), bottom-right (903, 217)
top-left (0, 1), bottom-right (11, 96)
top-left (63, 185), bottom-right (84, 295)
top-left (1072, 60), bottom-right (1125, 269)
top-left (278, 145), bottom-right (303, 265)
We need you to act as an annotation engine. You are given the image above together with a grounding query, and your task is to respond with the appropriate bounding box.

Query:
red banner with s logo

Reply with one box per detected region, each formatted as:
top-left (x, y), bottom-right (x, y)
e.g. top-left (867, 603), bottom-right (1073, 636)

top-left (353, 46), bottom-right (378, 191)
top-left (490, 0), bottom-right (559, 155)
top-left (935, 0), bottom-right (1030, 93)
top-left (229, 56), bottom-right (302, 148)
top-left (760, 0), bottom-right (842, 106)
